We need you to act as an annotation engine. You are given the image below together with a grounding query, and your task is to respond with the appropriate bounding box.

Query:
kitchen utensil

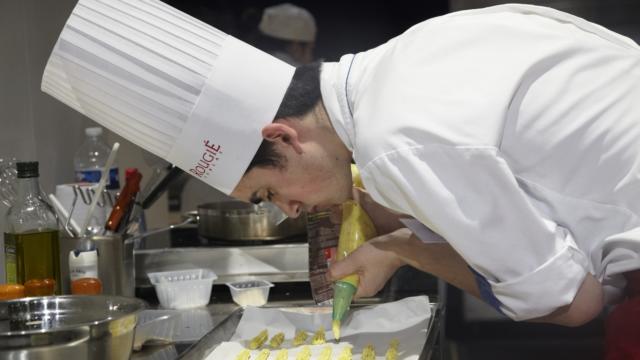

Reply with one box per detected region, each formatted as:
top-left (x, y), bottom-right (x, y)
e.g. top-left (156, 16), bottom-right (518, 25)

top-left (0, 295), bottom-right (145, 360)
top-left (197, 201), bottom-right (307, 241)
top-left (226, 279), bottom-right (274, 307)
top-left (105, 169), bottom-right (142, 232)
top-left (73, 185), bottom-right (115, 207)
top-left (60, 183), bottom-right (114, 235)
top-left (48, 193), bottom-right (81, 237)
top-left (148, 269), bottom-right (217, 310)
top-left (128, 216), bottom-right (196, 242)
top-left (140, 165), bottom-right (185, 210)
top-left (123, 165), bottom-right (185, 241)
top-left (95, 234), bottom-right (135, 296)
top-left (81, 142), bottom-right (119, 235)
top-left (60, 233), bottom-right (135, 297)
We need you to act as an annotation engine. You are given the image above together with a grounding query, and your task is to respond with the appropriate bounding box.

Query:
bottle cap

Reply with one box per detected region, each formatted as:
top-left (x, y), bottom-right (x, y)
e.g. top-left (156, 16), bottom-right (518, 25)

top-left (85, 127), bottom-right (103, 137)
top-left (16, 161), bottom-right (39, 178)
top-left (125, 168), bottom-right (139, 181)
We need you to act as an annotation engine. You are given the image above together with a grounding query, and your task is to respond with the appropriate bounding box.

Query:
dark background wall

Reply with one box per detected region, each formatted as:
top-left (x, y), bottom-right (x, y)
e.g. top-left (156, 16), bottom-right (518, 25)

top-left (164, 0), bottom-right (450, 61)
top-left (165, 0), bottom-right (640, 62)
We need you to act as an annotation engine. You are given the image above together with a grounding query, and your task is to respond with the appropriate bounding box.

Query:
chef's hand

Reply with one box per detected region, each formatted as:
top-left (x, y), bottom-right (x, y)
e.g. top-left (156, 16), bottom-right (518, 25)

top-left (330, 188), bottom-right (406, 235)
top-left (328, 228), bottom-right (411, 298)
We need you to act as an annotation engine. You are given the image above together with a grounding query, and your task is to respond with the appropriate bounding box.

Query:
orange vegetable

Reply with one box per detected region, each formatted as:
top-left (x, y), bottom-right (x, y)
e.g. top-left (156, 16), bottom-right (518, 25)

top-left (0, 284), bottom-right (25, 300)
top-left (24, 278), bottom-right (56, 296)
top-left (71, 278), bottom-right (103, 295)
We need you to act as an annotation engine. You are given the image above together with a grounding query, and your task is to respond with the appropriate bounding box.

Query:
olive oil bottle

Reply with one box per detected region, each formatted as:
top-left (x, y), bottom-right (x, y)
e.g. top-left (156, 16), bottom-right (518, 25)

top-left (4, 161), bottom-right (61, 295)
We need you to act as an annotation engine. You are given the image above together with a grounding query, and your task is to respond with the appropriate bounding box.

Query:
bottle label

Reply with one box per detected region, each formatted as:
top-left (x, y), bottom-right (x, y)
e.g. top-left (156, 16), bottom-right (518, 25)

top-left (75, 168), bottom-right (120, 189)
top-left (4, 233), bottom-right (17, 284)
top-left (69, 266), bottom-right (98, 281)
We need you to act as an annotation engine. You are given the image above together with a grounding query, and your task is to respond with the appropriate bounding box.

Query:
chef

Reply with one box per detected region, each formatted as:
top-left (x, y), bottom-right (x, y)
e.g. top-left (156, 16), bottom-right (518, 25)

top-left (43, 0), bottom-right (639, 355)
top-left (235, 4), bottom-right (640, 328)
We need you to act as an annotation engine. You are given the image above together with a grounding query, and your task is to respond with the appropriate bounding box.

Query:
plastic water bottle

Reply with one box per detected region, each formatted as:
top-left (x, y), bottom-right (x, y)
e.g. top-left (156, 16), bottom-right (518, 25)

top-left (74, 127), bottom-right (120, 189)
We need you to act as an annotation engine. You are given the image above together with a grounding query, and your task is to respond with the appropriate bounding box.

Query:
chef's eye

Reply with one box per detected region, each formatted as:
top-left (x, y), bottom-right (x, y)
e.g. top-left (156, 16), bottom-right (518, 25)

top-left (266, 190), bottom-right (274, 202)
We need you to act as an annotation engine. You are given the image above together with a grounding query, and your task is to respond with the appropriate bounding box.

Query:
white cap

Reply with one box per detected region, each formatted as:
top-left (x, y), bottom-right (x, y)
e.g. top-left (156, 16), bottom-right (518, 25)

top-left (259, 3), bottom-right (317, 42)
top-left (42, 0), bottom-right (295, 195)
top-left (85, 127), bottom-right (103, 137)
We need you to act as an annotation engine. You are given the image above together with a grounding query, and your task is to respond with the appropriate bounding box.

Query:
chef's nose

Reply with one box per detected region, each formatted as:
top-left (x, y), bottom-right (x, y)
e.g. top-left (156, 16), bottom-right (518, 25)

top-left (274, 200), bottom-right (302, 219)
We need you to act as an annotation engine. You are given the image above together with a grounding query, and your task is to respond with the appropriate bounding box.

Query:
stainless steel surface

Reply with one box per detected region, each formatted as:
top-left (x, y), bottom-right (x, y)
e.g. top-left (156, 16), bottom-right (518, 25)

top-left (60, 234), bottom-right (135, 296)
top-left (133, 313), bottom-right (178, 350)
top-left (179, 301), bottom-right (442, 360)
top-left (197, 201), bottom-right (306, 241)
top-left (135, 243), bottom-right (309, 287)
top-left (0, 295), bottom-right (145, 360)
top-left (131, 303), bottom-right (240, 360)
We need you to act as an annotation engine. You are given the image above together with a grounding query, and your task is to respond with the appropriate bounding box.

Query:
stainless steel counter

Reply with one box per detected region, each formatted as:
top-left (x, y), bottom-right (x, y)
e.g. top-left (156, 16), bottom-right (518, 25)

top-left (135, 243), bottom-right (310, 286)
top-left (132, 242), bottom-right (442, 359)
top-left (131, 302), bottom-right (240, 360)
top-left (131, 297), bottom-right (442, 360)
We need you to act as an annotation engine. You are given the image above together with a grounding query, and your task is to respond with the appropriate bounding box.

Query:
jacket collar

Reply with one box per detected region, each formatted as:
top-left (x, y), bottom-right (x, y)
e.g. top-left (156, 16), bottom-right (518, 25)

top-left (319, 54), bottom-right (356, 151)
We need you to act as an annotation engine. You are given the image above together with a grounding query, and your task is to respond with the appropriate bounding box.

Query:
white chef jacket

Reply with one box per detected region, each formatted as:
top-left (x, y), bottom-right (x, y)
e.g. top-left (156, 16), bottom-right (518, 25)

top-left (319, 4), bottom-right (640, 320)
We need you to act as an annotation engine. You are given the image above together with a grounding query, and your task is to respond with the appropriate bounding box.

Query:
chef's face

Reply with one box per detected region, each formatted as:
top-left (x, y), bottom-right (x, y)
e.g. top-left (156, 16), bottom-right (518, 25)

top-left (231, 121), bottom-right (353, 218)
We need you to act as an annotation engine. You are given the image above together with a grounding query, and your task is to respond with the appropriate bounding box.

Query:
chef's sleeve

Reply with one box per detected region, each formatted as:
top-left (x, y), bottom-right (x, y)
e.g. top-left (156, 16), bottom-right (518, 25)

top-left (361, 145), bottom-right (590, 320)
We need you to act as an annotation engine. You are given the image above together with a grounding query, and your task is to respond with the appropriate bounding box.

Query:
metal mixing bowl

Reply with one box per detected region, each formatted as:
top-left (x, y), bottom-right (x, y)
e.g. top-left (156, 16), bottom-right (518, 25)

top-left (0, 295), bottom-right (145, 360)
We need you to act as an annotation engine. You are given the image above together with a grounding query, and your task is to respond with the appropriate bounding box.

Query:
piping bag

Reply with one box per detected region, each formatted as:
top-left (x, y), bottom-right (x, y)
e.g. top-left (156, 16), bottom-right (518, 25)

top-left (332, 165), bottom-right (377, 340)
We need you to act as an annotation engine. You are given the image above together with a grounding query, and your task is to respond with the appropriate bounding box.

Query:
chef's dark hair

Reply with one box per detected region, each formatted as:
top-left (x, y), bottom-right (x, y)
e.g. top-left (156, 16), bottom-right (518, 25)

top-left (245, 62), bottom-right (321, 173)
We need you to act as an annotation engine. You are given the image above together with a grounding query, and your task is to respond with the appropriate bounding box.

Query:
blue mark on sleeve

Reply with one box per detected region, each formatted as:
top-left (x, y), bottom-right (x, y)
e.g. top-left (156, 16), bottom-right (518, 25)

top-left (468, 266), bottom-right (505, 315)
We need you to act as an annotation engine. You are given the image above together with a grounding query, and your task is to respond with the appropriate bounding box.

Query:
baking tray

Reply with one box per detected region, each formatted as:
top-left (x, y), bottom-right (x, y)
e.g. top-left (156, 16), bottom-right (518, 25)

top-left (178, 301), bottom-right (442, 360)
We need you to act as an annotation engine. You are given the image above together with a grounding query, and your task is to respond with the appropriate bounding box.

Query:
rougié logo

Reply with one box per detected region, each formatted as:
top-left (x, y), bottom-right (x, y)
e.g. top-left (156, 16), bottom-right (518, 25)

top-left (189, 140), bottom-right (222, 179)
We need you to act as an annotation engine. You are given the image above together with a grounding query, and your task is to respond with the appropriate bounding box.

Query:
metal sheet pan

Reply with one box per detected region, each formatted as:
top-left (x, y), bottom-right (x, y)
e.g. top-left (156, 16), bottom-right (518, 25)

top-left (178, 301), bottom-right (442, 360)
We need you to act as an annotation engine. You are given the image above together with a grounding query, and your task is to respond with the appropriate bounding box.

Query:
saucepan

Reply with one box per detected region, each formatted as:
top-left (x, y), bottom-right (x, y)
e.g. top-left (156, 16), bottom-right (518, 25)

top-left (130, 201), bottom-right (307, 243)
top-left (197, 201), bottom-right (307, 241)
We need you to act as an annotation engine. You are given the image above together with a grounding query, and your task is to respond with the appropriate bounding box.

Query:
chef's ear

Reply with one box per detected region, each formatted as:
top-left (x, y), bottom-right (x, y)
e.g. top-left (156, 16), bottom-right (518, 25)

top-left (262, 122), bottom-right (303, 154)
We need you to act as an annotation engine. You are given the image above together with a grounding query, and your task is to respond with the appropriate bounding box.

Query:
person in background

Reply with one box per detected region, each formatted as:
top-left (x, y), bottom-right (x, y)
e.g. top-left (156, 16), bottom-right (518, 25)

top-left (258, 3), bottom-right (316, 66)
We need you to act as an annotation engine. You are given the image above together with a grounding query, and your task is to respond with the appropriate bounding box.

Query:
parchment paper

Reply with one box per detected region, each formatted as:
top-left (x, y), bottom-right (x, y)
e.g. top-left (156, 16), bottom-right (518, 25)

top-left (204, 296), bottom-right (431, 359)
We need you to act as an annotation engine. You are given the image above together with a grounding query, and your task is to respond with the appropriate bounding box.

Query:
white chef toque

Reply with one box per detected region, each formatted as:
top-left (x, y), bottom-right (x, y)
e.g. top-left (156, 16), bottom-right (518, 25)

top-left (42, 0), bottom-right (295, 195)
top-left (259, 3), bottom-right (317, 42)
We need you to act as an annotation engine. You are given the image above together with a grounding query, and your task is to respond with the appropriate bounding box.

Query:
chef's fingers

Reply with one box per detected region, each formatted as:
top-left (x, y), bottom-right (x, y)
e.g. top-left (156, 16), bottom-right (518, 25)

top-left (327, 257), bottom-right (358, 282)
top-left (327, 243), bottom-right (394, 299)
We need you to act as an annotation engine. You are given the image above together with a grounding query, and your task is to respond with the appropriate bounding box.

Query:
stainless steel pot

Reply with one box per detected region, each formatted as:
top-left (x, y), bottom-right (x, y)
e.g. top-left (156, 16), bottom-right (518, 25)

top-left (0, 295), bottom-right (145, 360)
top-left (197, 201), bottom-right (307, 241)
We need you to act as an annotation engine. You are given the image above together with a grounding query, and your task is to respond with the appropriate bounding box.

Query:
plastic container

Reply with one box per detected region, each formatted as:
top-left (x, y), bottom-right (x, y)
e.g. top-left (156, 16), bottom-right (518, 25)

top-left (226, 279), bottom-right (274, 307)
top-left (74, 127), bottom-right (120, 189)
top-left (148, 269), bottom-right (217, 309)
